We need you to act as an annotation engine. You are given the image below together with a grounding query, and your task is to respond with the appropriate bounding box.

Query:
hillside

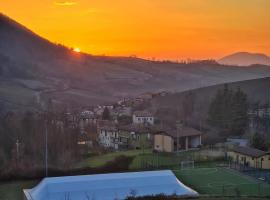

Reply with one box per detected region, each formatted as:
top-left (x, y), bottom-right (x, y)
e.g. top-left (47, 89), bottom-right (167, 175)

top-left (218, 52), bottom-right (270, 66)
top-left (150, 77), bottom-right (270, 125)
top-left (1, 13), bottom-right (270, 112)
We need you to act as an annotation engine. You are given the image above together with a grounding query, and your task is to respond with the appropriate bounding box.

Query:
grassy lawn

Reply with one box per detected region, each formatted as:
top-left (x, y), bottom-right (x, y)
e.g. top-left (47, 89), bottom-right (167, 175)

top-left (1, 168), bottom-right (270, 199)
top-left (129, 151), bottom-right (227, 170)
top-left (174, 167), bottom-right (270, 196)
top-left (0, 180), bottom-right (38, 200)
top-left (76, 149), bottom-right (152, 168)
top-left (130, 153), bottom-right (184, 169)
top-left (76, 148), bottom-right (226, 170)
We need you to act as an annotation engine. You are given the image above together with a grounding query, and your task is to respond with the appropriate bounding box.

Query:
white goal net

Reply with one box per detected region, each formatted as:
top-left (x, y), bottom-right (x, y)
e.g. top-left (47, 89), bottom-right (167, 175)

top-left (180, 160), bottom-right (195, 170)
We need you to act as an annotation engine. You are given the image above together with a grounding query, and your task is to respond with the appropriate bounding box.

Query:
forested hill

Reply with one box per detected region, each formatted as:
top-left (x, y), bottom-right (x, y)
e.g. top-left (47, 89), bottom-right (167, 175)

top-left (1, 13), bottom-right (270, 112)
top-left (150, 77), bottom-right (270, 124)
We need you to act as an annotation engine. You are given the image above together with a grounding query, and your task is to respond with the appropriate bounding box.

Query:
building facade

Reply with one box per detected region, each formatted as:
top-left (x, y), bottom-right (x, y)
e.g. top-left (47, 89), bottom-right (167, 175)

top-left (154, 133), bottom-right (174, 153)
top-left (153, 127), bottom-right (203, 152)
top-left (97, 120), bottom-right (119, 149)
top-left (228, 146), bottom-right (270, 170)
top-left (132, 111), bottom-right (154, 125)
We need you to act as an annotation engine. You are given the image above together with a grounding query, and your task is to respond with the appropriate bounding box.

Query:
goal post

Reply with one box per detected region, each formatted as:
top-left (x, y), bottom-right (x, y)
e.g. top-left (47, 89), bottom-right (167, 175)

top-left (180, 160), bottom-right (195, 170)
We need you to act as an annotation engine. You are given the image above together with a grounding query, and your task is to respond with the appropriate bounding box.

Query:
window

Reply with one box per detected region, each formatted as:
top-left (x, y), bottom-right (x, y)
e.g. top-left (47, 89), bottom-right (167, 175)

top-left (137, 135), bottom-right (140, 140)
top-left (261, 158), bottom-right (264, 161)
top-left (268, 157), bottom-right (270, 161)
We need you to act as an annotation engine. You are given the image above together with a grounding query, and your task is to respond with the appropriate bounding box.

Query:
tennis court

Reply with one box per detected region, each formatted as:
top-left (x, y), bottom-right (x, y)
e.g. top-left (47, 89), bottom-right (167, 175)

top-left (174, 167), bottom-right (270, 196)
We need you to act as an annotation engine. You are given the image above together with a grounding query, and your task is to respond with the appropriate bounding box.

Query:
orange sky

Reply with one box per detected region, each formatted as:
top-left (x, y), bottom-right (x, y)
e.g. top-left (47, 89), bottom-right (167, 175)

top-left (1, 0), bottom-right (270, 60)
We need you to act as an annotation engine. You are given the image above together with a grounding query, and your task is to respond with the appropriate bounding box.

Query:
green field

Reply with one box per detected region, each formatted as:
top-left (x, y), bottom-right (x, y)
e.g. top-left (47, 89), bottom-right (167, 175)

top-left (2, 150), bottom-right (270, 200)
top-left (76, 149), bottom-right (152, 168)
top-left (1, 168), bottom-right (270, 200)
top-left (129, 153), bottom-right (226, 170)
top-left (0, 180), bottom-right (38, 200)
top-left (174, 167), bottom-right (270, 196)
top-left (76, 148), bottom-right (226, 170)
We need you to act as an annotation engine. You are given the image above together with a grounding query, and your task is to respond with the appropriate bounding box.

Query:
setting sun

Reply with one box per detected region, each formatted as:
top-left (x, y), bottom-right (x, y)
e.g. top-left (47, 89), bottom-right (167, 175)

top-left (1, 0), bottom-right (269, 60)
top-left (73, 47), bottom-right (80, 53)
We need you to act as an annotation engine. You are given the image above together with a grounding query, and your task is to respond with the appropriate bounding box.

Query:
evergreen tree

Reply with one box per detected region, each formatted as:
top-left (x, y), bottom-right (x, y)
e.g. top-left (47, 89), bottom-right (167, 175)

top-left (251, 133), bottom-right (269, 151)
top-left (182, 91), bottom-right (195, 125)
top-left (208, 84), bottom-right (248, 136)
top-left (231, 87), bottom-right (248, 135)
top-left (102, 107), bottom-right (111, 120)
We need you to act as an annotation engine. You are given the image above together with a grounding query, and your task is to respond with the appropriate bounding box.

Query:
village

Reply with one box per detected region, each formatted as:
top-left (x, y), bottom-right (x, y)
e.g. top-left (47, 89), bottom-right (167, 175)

top-left (70, 91), bottom-right (203, 154)
top-left (63, 88), bottom-right (270, 173)
top-left (2, 2), bottom-right (270, 199)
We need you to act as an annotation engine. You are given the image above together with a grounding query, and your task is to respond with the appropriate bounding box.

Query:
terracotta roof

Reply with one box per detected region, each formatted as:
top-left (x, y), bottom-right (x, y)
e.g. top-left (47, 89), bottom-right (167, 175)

top-left (97, 120), bottom-right (117, 131)
top-left (154, 127), bottom-right (202, 138)
top-left (119, 124), bottom-right (152, 133)
top-left (133, 111), bottom-right (153, 117)
top-left (231, 146), bottom-right (267, 158)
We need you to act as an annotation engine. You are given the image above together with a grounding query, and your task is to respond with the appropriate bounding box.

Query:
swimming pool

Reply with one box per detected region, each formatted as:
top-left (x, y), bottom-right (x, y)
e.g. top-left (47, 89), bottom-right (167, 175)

top-left (24, 170), bottom-right (198, 200)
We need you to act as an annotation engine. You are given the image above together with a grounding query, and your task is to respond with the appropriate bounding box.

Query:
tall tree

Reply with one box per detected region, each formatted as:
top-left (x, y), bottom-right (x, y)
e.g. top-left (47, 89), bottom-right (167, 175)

top-left (251, 133), bottom-right (269, 151)
top-left (182, 91), bottom-right (195, 125)
top-left (102, 107), bottom-right (111, 120)
top-left (208, 85), bottom-right (248, 136)
top-left (230, 87), bottom-right (248, 135)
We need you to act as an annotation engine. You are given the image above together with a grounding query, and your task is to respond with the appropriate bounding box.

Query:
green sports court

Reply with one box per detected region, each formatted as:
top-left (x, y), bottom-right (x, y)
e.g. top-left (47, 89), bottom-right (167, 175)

top-left (173, 167), bottom-right (270, 196)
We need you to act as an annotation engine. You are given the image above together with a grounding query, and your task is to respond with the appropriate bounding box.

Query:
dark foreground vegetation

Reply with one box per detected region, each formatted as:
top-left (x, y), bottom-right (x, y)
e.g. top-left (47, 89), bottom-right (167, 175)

top-left (126, 195), bottom-right (270, 200)
top-left (0, 155), bottom-right (133, 181)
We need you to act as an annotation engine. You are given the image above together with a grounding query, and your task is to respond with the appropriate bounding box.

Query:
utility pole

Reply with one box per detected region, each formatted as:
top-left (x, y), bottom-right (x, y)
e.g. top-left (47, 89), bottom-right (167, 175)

top-left (176, 120), bottom-right (183, 155)
top-left (45, 117), bottom-right (48, 177)
top-left (16, 139), bottom-right (20, 168)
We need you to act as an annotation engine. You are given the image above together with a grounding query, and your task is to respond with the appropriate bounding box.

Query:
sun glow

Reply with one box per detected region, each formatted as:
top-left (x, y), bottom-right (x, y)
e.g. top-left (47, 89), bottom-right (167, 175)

top-left (1, 0), bottom-right (270, 59)
top-left (73, 47), bottom-right (80, 53)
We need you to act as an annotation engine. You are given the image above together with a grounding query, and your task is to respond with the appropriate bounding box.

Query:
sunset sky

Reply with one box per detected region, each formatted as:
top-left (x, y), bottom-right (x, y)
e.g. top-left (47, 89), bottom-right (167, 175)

top-left (1, 0), bottom-right (270, 60)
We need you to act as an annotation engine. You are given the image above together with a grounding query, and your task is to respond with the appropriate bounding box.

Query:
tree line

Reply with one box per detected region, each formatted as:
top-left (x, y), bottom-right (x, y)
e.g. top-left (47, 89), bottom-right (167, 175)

top-left (208, 84), bottom-right (270, 151)
top-left (208, 84), bottom-right (248, 136)
top-left (0, 111), bottom-right (80, 178)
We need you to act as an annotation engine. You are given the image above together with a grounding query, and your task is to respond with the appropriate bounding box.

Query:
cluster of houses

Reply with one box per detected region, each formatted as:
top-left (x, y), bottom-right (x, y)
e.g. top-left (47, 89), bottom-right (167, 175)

top-left (73, 92), bottom-right (270, 170)
top-left (70, 98), bottom-right (203, 153)
top-left (97, 110), bottom-right (203, 152)
top-left (69, 90), bottom-right (201, 153)
top-left (248, 106), bottom-right (270, 134)
top-left (225, 106), bottom-right (270, 170)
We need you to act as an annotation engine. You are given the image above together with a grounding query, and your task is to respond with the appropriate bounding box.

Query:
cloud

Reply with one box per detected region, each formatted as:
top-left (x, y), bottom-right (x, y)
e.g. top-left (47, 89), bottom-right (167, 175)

top-left (81, 8), bottom-right (98, 16)
top-left (54, 1), bottom-right (77, 6)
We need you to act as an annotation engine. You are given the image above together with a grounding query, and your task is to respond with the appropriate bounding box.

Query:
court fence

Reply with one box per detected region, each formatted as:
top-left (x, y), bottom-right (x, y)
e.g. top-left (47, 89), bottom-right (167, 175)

top-left (192, 182), bottom-right (270, 196)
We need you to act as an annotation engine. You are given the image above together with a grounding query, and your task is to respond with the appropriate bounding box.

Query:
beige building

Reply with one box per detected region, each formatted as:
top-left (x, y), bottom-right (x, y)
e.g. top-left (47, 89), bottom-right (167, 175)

top-left (154, 127), bottom-right (203, 152)
top-left (154, 132), bottom-right (174, 152)
top-left (228, 146), bottom-right (270, 169)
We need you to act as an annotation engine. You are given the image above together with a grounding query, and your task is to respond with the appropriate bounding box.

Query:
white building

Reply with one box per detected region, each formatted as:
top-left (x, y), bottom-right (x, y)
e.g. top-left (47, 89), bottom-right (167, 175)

top-left (97, 120), bottom-right (119, 149)
top-left (132, 111), bottom-right (154, 125)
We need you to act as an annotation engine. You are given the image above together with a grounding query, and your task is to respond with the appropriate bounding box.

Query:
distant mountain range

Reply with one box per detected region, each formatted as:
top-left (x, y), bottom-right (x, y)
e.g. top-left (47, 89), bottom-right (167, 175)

top-left (1, 13), bottom-right (270, 112)
top-left (219, 52), bottom-right (270, 66)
